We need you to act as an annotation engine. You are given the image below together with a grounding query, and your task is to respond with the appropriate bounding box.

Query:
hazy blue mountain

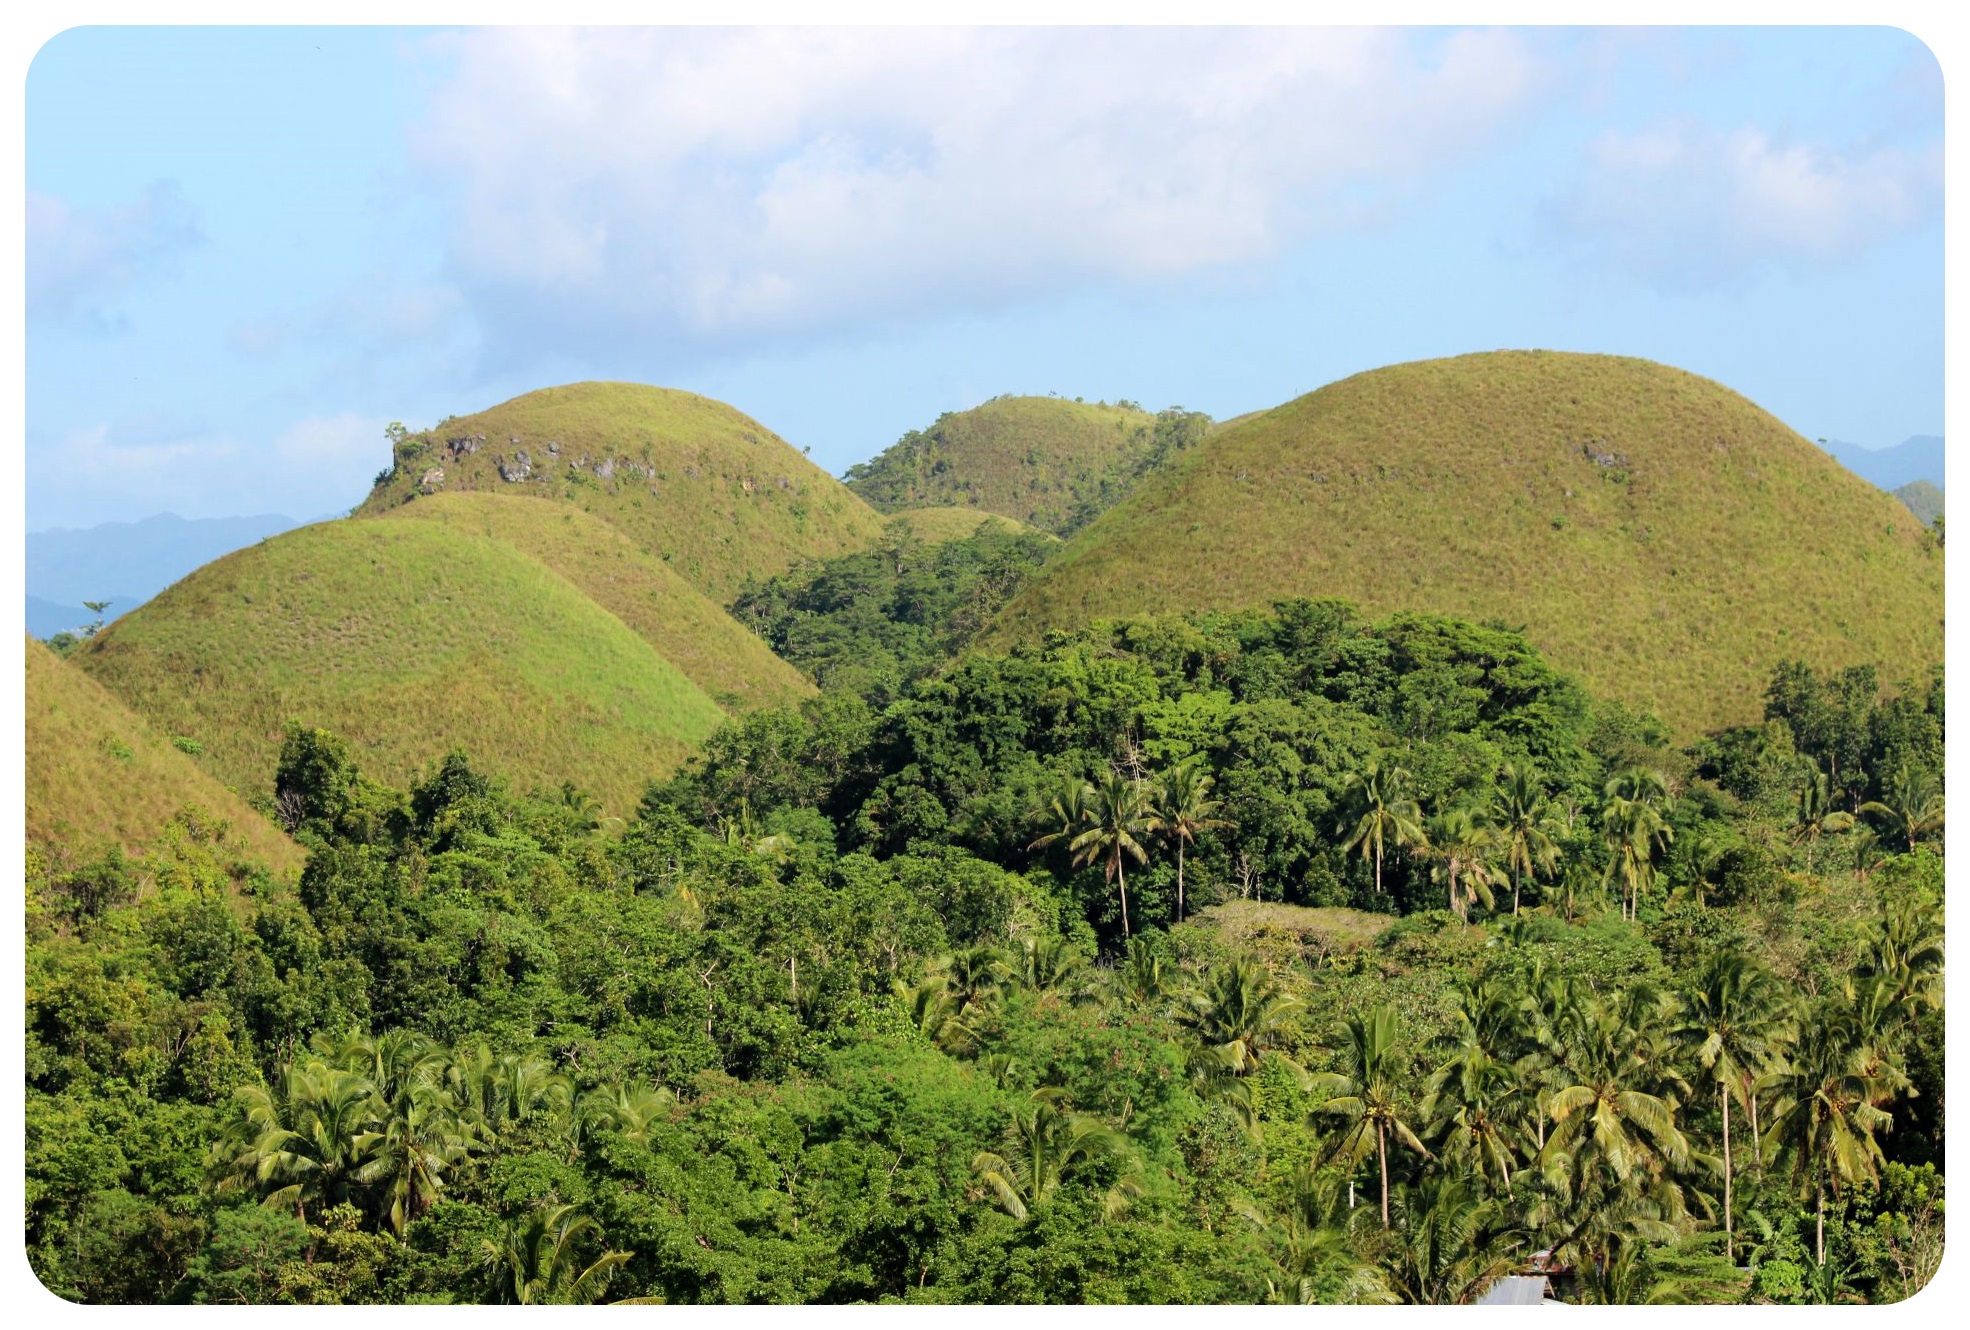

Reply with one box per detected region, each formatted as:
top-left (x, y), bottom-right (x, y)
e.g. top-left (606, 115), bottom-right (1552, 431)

top-left (26, 512), bottom-right (300, 611)
top-left (1821, 435), bottom-right (1944, 491)
top-left (25, 594), bottom-right (132, 638)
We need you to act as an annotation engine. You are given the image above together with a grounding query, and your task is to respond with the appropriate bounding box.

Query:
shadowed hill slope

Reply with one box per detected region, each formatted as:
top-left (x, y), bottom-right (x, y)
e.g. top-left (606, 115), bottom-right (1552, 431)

top-left (374, 492), bottom-right (812, 714)
top-left (357, 381), bottom-right (886, 602)
top-left (27, 636), bottom-right (304, 870)
top-left (75, 520), bottom-right (728, 813)
top-left (843, 396), bottom-right (1204, 534)
top-left (986, 351), bottom-right (1944, 734)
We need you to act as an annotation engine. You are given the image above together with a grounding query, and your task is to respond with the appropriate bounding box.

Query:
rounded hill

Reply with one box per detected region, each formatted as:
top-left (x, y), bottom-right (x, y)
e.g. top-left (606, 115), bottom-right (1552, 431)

top-left (879, 507), bottom-right (1050, 544)
top-left (986, 351), bottom-right (1945, 734)
top-left (844, 396), bottom-right (1198, 534)
top-left (76, 520), bottom-right (728, 814)
top-left (357, 381), bottom-right (887, 602)
top-left (28, 637), bottom-right (304, 871)
top-left (374, 492), bottom-right (813, 714)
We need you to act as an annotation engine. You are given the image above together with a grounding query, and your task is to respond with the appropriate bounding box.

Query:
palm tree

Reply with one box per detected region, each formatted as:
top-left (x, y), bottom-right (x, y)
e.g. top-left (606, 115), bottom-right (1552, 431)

top-left (1675, 952), bottom-right (1792, 1259)
top-left (1153, 758), bottom-right (1234, 922)
top-left (1489, 764), bottom-right (1560, 916)
top-left (1763, 997), bottom-right (1909, 1266)
top-left (1422, 1046), bottom-right (1526, 1195)
top-left (209, 1058), bottom-right (378, 1225)
top-left (1111, 934), bottom-right (1171, 1007)
top-left (1537, 991), bottom-right (1693, 1277)
top-left (1309, 1005), bottom-right (1429, 1229)
top-left (971, 1089), bottom-right (1140, 1221)
top-left (355, 1085), bottom-right (474, 1235)
top-left (1857, 762), bottom-right (1944, 853)
top-left (1026, 772), bottom-right (1092, 853)
top-left (1423, 806), bottom-right (1501, 923)
top-left (1380, 1175), bottom-right (1526, 1305)
top-left (481, 1203), bottom-right (631, 1304)
top-left (582, 1082), bottom-right (676, 1146)
top-left (1337, 760), bottom-right (1427, 897)
top-left (1068, 771), bottom-right (1156, 937)
top-left (1177, 957), bottom-right (1307, 1080)
top-left (1600, 791), bottom-right (1672, 923)
top-left (1011, 934), bottom-right (1086, 999)
top-left (1790, 764), bottom-right (1855, 872)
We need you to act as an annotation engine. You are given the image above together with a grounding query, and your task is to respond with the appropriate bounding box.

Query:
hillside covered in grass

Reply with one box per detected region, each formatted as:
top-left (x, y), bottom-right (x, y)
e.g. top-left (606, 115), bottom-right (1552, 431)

top-left (357, 381), bottom-right (887, 602)
top-left (74, 520), bottom-right (728, 813)
top-left (878, 506), bottom-right (1048, 544)
top-left (375, 492), bottom-right (812, 714)
top-left (26, 636), bottom-right (304, 871)
top-left (843, 396), bottom-right (1209, 534)
top-left (986, 352), bottom-right (1944, 734)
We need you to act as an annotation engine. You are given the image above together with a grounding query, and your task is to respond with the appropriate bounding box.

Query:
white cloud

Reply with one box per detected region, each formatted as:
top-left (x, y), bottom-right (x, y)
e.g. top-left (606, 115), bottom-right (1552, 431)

top-left (1547, 120), bottom-right (1942, 288)
top-left (29, 415), bottom-right (386, 528)
top-left (408, 26), bottom-right (1546, 355)
top-left (27, 181), bottom-right (202, 331)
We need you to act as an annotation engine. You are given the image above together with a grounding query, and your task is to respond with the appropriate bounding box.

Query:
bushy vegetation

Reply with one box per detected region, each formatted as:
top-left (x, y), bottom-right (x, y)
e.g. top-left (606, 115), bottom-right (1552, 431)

top-left (27, 595), bottom-right (1944, 1304)
top-left (356, 382), bottom-right (887, 602)
top-left (844, 396), bottom-right (1211, 536)
top-left (987, 352), bottom-right (1944, 735)
top-left (73, 520), bottom-right (727, 815)
top-left (728, 519), bottom-right (1061, 708)
top-left (378, 492), bottom-right (813, 715)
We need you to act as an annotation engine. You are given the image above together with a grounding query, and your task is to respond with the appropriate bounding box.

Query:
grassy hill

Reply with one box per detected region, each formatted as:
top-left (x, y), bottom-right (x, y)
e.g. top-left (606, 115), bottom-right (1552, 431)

top-left (27, 636), bottom-right (304, 871)
top-left (986, 351), bottom-right (1944, 734)
top-left (880, 507), bottom-right (1049, 545)
top-left (1895, 479), bottom-right (1944, 528)
top-left (844, 396), bottom-right (1204, 534)
top-left (376, 492), bottom-right (812, 714)
top-left (357, 381), bottom-right (886, 602)
top-left (75, 519), bottom-right (728, 814)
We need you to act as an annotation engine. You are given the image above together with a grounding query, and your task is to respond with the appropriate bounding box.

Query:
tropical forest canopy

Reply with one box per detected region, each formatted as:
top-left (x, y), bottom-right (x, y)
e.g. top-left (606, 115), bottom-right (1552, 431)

top-left (24, 358), bottom-right (1946, 1306)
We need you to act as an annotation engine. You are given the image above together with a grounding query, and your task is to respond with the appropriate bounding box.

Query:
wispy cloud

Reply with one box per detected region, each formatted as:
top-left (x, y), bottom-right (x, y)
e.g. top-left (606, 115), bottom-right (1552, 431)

top-left (1545, 119), bottom-right (1942, 289)
top-left (27, 181), bottom-right (203, 332)
top-left (28, 414), bottom-right (384, 527)
top-left (407, 26), bottom-right (1549, 360)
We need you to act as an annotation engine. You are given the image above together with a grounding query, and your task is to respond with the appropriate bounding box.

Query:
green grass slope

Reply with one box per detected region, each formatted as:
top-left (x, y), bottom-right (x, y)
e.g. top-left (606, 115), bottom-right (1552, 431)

top-left (357, 381), bottom-right (886, 602)
top-left (27, 636), bottom-right (304, 871)
top-left (376, 492), bottom-right (812, 714)
top-left (843, 396), bottom-right (1168, 533)
top-left (880, 507), bottom-right (1050, 545)
top-left (987, 351), bottom-right (1944, 735)
top-left (75, 520), bottom-right (728, 814)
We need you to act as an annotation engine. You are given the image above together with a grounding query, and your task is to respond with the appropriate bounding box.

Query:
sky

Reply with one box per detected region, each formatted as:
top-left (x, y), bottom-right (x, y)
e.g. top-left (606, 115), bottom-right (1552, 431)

top-left (24, 24), bottom-right (1945, 531)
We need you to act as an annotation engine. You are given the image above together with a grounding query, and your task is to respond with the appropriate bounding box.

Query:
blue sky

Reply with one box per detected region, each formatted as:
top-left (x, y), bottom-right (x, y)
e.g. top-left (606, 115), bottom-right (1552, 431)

top-left (25, 25), bottom-right (1944, 530)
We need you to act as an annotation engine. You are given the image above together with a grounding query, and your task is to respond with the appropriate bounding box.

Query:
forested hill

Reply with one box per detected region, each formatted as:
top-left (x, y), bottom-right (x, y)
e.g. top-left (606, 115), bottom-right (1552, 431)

top-left (27, 593), bottom-right (1945, 1305)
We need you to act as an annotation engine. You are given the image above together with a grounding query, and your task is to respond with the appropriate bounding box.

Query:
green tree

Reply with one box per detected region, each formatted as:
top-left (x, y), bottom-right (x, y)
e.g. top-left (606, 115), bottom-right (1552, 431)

top-left (1790, 763), bottom-right (1855, 872)
top-left (1153, 758), bottom-right (1234, 922)
top-left (1600, 772), bottom-right (1673, 922)
top-left (1489, 764), bottom-right (1560, 916)
top-left (1067, 771), bottom-right (1156, 937)
top-left (970, 1089), bottom-right (1140, 1221)
top-left (1856, 763), bottom-right (1944, 853)
top-left (1675, 952), bottom-right (1792, 1258)
top-left (1337, 760), bottom-right (1427, 897)
top-left (1310, 1006), bottom-right (1429, 1229)
top-left (1422, 806), bottom-right (1501, 923)
top-left (480, 1203), bottom-right (631, 1305)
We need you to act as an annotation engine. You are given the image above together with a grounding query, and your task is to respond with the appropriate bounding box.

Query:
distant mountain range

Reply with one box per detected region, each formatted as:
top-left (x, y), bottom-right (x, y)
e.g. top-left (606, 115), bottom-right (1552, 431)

top-left (24, 511), bottom-right (300, 636)
top-left (1820, 435), bottom-right (1944, 491)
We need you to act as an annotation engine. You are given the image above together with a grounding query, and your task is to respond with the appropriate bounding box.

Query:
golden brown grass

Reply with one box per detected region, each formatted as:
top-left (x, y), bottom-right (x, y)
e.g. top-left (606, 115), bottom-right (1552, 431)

top-left (880, 507), bottom-right (1050, 544)
top-left (27, 636), bottom-right (304, 871)
top-left (76, 520), bottom-right (727, 815)
top-left (987, 352), bottom-right (1944, 734)
top-left (357, 381), bottom-right (887, 602)
top-left (375, 491), bottom-right (812, 714)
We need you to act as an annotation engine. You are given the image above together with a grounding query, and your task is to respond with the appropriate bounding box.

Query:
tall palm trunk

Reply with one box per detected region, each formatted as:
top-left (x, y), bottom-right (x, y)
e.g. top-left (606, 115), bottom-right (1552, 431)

top-left (1114, 850), bottom-right (1131, 937)
top-left (1377, 1120), bottom-right (1390, 1229)
top-left (1374, 840), bottom-right (1383, 895)
top-left (1512, 864), bottom-right (1522, 917)
top-left (1721, 1084), bottom-right (1734, 1260)
top-left (1816, 1183), bottom-right (1826, 1267)
top-left (1749, 1089), bottom-right (1763, 1178)
top-left (1176, 841), bottom-right (1186, 923)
